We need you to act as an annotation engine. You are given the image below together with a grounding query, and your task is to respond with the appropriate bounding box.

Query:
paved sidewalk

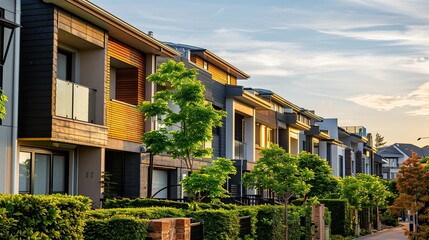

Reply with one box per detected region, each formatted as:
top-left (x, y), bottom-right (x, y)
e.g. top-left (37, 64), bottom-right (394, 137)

top-left (355, 223), bottom-right (409, 240)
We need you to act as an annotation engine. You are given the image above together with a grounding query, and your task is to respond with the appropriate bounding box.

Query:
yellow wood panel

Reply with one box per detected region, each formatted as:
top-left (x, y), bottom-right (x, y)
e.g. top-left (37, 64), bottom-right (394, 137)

top-left (209, 63), bottom-right (228, 84)
top-left (107, 100), bottom-right (144, 143)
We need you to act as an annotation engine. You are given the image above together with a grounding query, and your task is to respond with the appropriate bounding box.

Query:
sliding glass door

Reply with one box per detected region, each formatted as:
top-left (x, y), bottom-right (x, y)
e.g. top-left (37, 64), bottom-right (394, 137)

top-left (19, 150), bottom-right (68, 195)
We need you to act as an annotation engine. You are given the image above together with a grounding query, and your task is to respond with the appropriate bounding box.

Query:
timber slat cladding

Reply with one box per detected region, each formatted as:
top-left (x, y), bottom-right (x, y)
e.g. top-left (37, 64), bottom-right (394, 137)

top-left (107, 101), bottom-right (144, 142)
top-left (107, 38), bottom-right (145, 143)
top-left (191, 56), bottom-right (235, 85)
top-left (57, 10), bottom-right (104, 48)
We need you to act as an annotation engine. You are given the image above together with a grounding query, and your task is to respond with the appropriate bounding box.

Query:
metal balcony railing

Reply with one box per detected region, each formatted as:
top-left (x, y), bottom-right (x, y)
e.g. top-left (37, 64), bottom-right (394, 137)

top-left (56, 79), bottom-right (96, 123)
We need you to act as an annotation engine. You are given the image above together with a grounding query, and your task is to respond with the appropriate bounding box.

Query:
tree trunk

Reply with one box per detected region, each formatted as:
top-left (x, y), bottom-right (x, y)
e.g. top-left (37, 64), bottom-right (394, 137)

top-left (376, 206), bottom-right (381, 231)
top-left (355, 209), bottom-right (360, 236)
top-left (367, 208), bottom-right (371, 233)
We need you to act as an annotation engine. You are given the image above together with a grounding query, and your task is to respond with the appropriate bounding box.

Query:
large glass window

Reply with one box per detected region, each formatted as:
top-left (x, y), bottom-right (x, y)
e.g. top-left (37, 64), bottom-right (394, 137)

top-left (57, 49), bottom-right (72, 81)
top-left (19, 151), bottom-right (68, 195)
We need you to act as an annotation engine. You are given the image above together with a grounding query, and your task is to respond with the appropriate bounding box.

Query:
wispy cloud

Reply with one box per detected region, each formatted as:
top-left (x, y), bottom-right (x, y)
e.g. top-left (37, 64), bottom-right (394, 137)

top-left (346, 0), bottom-right (429, 21)
top-left (348, 81), bottom-right (429, 115)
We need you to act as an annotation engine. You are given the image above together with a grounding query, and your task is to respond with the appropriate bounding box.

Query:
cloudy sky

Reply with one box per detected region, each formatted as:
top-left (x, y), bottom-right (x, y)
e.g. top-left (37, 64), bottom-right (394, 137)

top-left (92, 0), bottom-right (429, 146)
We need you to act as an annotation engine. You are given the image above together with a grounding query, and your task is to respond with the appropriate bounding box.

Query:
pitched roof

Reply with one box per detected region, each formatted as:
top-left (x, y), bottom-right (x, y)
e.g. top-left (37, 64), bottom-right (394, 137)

top-left (377, 145), bottom-right (403, 157)
top-left (394, 143), bottom-right (425, 158)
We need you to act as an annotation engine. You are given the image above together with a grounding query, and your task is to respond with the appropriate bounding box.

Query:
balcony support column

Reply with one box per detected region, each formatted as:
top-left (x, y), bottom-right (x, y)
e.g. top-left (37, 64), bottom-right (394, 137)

top-left (225, 98), bottom-right (235, 160)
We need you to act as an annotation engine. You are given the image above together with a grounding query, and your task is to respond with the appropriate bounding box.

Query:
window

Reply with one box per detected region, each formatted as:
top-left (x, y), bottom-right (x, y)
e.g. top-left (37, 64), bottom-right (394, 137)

top-left (390, 172), bottom-right (397, 179)
top-left (19, 150), bottom-right (68, 195)
top-left (383, 158), bottom-right (398, 167)
top-left (339, 155), bottom-right (344, 177)
top-left (203, 60), bottom-right (208, 70)
top-left (57, 49), bottom-right (73, 81)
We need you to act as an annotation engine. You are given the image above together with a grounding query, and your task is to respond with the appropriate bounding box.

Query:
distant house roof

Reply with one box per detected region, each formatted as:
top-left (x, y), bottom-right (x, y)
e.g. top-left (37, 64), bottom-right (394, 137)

top-left (378, 143), bottom-right (426, 158)
top-left (378, 145), bottom-right (404, 158)
top-left (395, 143), bottom-right (426, 158)
top-left (165, 42), bottom-right (250, 79)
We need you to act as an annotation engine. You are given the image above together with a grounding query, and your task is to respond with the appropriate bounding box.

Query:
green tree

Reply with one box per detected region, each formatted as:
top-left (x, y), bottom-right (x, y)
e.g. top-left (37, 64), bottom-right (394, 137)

top-left (298, 152), bottom-right (341, 201)
top-left (243, 144), bottom-right (314, 240)
top-left (181, 157), bottom-right (236, 203)
top-left (375, 132), bottom-right (386, 149)
top-left (0, 89), bottom-right (8, 120)
top-left (137, 60), bottom-right (227, 173)
top-left (356, 174), bottom-right (392, 231)
top-left (341, 176), bottom-right (366, 235)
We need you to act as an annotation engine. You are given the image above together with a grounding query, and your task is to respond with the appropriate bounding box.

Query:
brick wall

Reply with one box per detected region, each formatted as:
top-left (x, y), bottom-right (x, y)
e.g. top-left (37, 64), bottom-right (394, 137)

top-left (147, 218), bottom-right (190, 240)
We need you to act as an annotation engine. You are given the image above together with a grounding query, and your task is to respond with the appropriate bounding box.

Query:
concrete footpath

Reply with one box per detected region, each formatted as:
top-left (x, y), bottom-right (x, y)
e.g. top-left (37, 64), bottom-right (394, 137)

top-left (354, 223), bottom-right (409, 240)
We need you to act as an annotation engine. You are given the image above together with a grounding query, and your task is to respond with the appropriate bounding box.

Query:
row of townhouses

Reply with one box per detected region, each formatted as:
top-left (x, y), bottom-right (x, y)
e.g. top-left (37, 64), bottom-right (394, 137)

top-left (1, 0), bottom-right (383, 207)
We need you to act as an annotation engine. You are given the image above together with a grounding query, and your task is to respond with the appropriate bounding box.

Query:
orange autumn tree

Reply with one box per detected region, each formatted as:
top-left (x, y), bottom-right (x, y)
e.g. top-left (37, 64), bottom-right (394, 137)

top-left (391, 152), bottom-right (429, 239)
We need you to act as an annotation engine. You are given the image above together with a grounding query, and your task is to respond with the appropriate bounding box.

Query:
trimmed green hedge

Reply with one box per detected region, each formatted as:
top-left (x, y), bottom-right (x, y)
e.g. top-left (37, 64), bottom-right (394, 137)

top-left (0, 194), bottom-right (91, 239)
top-left (104, 198), bottom-right (190, 209)
top-left (103, 197), bottom-right (237, 210)
top-left (187, 209), bottom-right (240, 240)
top-left (88, 207), bottom-right (186, 220)
top-left (293, 198), bottom-right (353, 236)
top-left (84, 215), bottom-right (148, 240)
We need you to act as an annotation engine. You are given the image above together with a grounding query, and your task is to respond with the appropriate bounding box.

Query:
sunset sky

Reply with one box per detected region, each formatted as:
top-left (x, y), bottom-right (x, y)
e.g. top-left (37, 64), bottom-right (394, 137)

top-left (92, 0), bottom-right (429, 146)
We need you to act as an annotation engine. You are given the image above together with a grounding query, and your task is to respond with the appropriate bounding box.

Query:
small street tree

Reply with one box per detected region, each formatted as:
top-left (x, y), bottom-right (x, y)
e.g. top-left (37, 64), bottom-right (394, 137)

top-left (298, 152), bottom-right (340, 201)
top-left (138, 60), bottom-right (227, 173)
top-left (391, 152), bottom-right (429, 238)
top-left (375, 132), bottom-right (386, 149)
top-left (356, 174), bottom-right (391, 231)
top-left (242, 144), bottom-right (314, 240)
top-left (341, 176), bottom-right (366, 235)
top-left (181, 157), bottom-right (236, 203)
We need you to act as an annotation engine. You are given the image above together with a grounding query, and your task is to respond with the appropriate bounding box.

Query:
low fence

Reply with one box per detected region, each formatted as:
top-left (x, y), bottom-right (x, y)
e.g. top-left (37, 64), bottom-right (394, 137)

top-left (190, 221), bottom-right (204, 240)
top-left (239, 216), bottom-right (252, 238)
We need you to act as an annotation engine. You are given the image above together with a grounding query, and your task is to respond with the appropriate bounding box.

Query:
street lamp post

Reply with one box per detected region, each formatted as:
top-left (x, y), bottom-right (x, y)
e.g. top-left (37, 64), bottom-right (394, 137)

top-left (141, 146), bottom-right (154, 198)
top-left (417, 137), bottom-right (429, 158)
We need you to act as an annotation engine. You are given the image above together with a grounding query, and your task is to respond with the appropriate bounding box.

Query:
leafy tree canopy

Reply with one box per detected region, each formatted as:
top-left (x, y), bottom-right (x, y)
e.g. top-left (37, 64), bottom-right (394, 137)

top-left (181, 157), bottom-right (236, 203)
top-left (298, 152), bottom-right (340, 200)
top-left (138, 60), bottom-right (227, 172)
top-left (243, 144), bottom-right (314, 200)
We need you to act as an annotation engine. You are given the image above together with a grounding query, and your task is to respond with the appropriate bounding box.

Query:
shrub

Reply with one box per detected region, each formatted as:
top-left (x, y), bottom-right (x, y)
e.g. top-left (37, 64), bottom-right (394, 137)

top-left (187, 209), bottom-right (240, 240)
top-left (87, 207), bottom-right (185, 220)
top-left (381, 209), bottom-right (399, 227)
top-left (84, 215), bottom-right (148, 240)
top-left (0, 194), bottom-right (91, 239)
top-left (103, 198), bottom-right (190, 209)
top-left (293, 198), bottom-right (352, 236)
top-left (236, 207), bottom-right (258, 239)
top-left (252, 205), bottom-right (285, 240)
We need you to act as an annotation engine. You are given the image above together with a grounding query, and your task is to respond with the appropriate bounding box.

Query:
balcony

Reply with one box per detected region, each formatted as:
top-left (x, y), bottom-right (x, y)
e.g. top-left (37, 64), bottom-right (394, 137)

top-left (284, 112), bottom-right (311, 131)
top-left (55, 79), bottom-right (96, 123)
top-left (234, 140), bottom-right (247, 160)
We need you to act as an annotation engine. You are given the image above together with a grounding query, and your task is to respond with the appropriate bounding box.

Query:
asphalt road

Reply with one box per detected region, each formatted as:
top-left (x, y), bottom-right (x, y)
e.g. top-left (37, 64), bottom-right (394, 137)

top-left (355, 223), bottom-right (409, 240)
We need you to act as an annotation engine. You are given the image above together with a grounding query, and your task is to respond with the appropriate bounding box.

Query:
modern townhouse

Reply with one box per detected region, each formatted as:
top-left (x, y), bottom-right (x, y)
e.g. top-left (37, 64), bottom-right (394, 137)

top-left (378, 143), bottom-right (427, 180)
top-left (301, 109), bottom-right (330, 156)
top-left (0, 0), bottom-right (21, 194)
top-left (156, 43), bottom-right (272, 200)
top-left (341, 126), bottom-right (376, 176)
top-left (249, 88), bottom-right (329, 158)
top-left (17, 0), bottom-right (178, 206)
top-left (317, 118), bottom-right (347, 177)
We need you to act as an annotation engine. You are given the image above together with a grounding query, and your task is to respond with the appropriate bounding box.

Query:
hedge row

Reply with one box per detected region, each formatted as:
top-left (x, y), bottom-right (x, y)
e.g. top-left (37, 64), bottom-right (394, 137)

top-left (293, 198), bottom-right (352, 236)
top-left (93, 203), bottom-right (309, 240)
top-left (0, 194), bottom-right (91, 239)
top-left (103, 197), bottom-right (237, 210)
top-left (84, 215), bottom-right (149, 240)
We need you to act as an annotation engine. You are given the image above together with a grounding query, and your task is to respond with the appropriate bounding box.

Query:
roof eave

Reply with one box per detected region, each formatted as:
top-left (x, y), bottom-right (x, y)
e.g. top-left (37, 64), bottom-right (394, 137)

top-left (44, 0), bottom-right (180, 57)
